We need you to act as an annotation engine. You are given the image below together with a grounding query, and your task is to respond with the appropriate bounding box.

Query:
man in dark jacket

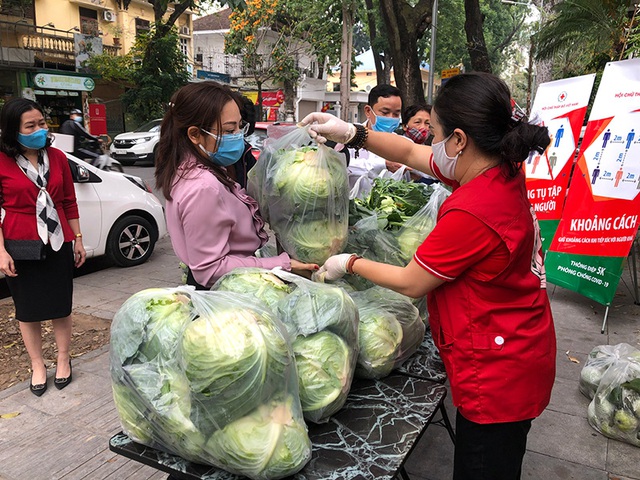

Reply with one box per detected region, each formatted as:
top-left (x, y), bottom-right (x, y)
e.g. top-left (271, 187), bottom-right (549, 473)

top-left (59, 109), bottom-right (102, 162)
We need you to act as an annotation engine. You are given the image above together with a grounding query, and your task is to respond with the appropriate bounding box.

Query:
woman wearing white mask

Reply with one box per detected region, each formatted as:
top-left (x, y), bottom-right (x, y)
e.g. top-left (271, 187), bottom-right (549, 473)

top-left (301, 72), bottom-right (556, 480)
top-left (155, 82), bottom-right (318, 290)
top-left (0, 98), bottom-right (86, 396)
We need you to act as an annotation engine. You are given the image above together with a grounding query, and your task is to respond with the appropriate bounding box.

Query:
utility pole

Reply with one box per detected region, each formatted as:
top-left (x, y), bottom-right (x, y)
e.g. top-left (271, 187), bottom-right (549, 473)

top-left (427, 0), bottom-right (438, 104)
top-left (339, 0), bottom-right (355, 122)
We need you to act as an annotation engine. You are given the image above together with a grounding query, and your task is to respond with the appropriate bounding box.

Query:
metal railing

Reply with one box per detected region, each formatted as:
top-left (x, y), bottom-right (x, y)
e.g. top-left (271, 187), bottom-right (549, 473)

top-left (0, 20), bottom-right (121, 67)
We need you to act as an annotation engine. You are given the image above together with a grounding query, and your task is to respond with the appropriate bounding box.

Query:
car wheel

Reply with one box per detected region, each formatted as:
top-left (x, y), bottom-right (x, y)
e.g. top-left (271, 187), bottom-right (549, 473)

top-left (107, 215), bottom-right (157, 267)
top-left (152, 145), bottom-right (158, 165)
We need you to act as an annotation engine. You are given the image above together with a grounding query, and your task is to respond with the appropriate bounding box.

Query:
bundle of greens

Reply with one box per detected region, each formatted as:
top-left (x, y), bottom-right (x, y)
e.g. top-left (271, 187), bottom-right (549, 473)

top-left (349, 178), bottom-right (433, 230)
top-left (580, 343), bottom-right (640, 399)
top-left (588, 352), bottom-right (640, 447)
top-left (110, 288), bottom-right (311, 479)
top-left (347, 180), bottom-right (449, 271)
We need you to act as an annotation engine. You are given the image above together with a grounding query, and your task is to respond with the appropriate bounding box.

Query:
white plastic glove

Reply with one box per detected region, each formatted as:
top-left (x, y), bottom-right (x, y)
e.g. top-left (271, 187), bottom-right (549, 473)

top-left (299, 112), bottom-right (356, 144)
top-left (312, 253), bottom-right (356, 283)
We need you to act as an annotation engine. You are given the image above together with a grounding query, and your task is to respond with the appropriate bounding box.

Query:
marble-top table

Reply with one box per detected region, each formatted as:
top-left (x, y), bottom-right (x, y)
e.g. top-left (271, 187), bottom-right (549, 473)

top-left (109, 373), bottom-right (448, 480)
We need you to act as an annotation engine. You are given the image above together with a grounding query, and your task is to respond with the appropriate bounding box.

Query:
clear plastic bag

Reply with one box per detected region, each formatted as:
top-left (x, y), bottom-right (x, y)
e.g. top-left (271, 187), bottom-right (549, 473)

top-left (247, 126), bottom-right (349, 264)
top-left (580, 343), bottom-right (640, 399)
top-left (213, 268), bottom-right (360, 424)
top-left (110, 287), bottom-right (311, 479)
top-left (395, 183), bottom-right (450, 263)
top-left (587, 352), bottom-right (640, 447)
top-left (349, 286), bottom-right (425, 379)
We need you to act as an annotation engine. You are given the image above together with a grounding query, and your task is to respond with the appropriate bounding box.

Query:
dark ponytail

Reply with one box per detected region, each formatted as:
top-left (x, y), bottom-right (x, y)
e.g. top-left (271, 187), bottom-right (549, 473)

top-left (433, 72), bottom-right (550, 177)
top-left (500, 120), bottom-right (550, 176)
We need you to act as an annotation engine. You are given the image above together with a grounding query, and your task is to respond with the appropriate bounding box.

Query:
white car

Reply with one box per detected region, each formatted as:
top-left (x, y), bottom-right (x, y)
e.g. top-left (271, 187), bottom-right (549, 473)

top-left (68, 154), bottom-right (167, 267)
top-left (109, 119), bottom-right (162, 166)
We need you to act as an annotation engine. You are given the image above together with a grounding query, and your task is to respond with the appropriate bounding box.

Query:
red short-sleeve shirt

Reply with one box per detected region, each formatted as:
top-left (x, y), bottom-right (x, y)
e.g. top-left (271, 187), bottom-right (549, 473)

top-left (414, 210), bottom-right (509, 282)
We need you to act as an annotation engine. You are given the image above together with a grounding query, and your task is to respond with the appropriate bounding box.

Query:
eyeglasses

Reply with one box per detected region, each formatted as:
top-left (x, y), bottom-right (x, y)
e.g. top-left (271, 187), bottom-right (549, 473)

top-left (201, 121), bottom-right (250, 139)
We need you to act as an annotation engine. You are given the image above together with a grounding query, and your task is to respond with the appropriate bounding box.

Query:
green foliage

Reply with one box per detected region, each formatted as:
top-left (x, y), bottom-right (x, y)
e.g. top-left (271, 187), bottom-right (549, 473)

top-left (85, 53), bottom-right (135, 85)
top-left (226, 0), bottom-right (344, 86)
top-left (420, 0), bottom-right (529, 75)
top-left (534, 0), bottom-right (632, 75)
top-left (121, 28), bottom-right (189, 122)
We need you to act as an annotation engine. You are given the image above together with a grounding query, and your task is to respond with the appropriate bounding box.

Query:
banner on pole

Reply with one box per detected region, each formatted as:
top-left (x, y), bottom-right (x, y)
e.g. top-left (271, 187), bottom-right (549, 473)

top-left (526, 74), bottom-right (595, 250)
top-left (546, 59), bottom-right (640, 305)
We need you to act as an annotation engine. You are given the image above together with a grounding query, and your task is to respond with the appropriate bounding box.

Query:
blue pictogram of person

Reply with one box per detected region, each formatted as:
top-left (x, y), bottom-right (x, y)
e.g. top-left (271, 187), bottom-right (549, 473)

top-left (602, 128), bottom-right (611, 149)
top-left (626, 129), bottom-right (635, 150)
top-left (554, 124), bottom-right (564, 148)
top-left (592, 165), bottom-right (600, 184)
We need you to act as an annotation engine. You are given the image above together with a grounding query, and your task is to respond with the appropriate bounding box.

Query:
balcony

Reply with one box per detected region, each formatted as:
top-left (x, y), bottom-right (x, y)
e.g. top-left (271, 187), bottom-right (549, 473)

top-left (0, 20), bottom-right (120, 68)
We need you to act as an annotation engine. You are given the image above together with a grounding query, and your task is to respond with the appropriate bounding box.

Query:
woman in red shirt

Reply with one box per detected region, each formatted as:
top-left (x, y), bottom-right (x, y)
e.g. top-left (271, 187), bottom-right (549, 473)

top-left (302, 73), bottom-right (556, 480)
top-left (0, 99), bottom-right (86, 396)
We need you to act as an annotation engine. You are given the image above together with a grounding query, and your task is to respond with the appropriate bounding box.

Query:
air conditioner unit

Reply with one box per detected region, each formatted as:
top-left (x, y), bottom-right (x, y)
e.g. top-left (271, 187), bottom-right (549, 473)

top-left (180, 26), bottom-right (190, 35)
top-left (103, 10), bottom-right (116, 22)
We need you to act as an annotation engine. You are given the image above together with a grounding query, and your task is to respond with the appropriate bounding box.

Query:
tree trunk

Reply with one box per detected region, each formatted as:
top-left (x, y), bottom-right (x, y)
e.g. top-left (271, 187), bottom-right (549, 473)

top-left (364, 0), bottom-right (389, 85)
top-left (256, 81), bottom-right (264, 121)
top-left (283, 78), bottom-right (295, 120)
top-left (378, 0), bottom-right (432, 106)
top-left (340, 0), bottom-right (355, 122)
top-left (464, 0), bottom-right (492, 73)
top-left (531, 0), bottom-right (557, 87)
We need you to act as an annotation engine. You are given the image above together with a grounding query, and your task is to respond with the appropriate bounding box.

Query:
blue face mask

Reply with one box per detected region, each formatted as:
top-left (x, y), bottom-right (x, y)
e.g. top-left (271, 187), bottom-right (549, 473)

top-left (17, 128), bottom-right (49, 150)
top-left (73, 116), bottom-right (83, 123)
top-left (199, 130), bottom-right (245, 167)
top-left (371, 111), bottom-right (401, 133)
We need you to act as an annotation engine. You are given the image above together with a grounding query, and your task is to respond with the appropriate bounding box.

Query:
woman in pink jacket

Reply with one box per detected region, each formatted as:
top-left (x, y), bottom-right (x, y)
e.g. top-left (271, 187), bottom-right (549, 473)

top-left (155, 82), bottom-right (317, 289)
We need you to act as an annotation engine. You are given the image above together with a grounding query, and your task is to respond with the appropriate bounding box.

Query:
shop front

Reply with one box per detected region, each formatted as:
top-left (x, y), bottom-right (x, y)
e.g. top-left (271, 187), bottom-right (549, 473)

top-left (28, 71), bottom-right (96, 131)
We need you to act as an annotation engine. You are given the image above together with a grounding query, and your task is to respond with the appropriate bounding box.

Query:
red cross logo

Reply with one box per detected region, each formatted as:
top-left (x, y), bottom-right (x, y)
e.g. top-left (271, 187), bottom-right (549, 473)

top-left (558, 91), bottom-right (567, 102)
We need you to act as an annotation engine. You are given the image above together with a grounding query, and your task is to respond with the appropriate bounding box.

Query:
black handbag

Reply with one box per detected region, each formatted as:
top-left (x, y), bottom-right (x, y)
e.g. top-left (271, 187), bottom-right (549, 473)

top-left (3, 239), bottom-right (46, 261)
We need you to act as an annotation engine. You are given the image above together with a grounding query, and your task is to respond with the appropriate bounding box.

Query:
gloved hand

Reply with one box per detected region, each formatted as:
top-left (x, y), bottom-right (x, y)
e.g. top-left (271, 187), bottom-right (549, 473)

top-left (299, 113), bottom-right (356, 145)
top-left (312, 253), bottom-right (356, 283)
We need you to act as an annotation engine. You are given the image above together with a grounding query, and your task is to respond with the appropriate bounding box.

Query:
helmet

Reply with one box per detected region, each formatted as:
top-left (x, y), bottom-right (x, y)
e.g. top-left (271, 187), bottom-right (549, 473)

top-left (70, 109), bottom-right (82, 115)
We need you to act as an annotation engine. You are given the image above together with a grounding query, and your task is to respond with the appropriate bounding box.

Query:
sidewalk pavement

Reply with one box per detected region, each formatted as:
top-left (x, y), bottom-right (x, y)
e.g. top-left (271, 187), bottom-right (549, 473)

top-left (1, 235), bottom-right (640, 480)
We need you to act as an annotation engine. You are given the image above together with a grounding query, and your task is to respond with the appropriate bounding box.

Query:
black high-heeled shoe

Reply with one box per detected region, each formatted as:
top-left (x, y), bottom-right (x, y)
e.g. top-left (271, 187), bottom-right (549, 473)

top-left (54, 360), bottom-right (72, 390)
top-left (30, 364), bottom-right (47, 397)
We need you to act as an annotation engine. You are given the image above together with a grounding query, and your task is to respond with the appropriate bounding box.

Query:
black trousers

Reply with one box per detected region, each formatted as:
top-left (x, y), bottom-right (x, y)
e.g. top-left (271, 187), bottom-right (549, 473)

top-left (186, 268), bottom-right (208, 290)
top-left (453, 410), bottom-right (532, 480)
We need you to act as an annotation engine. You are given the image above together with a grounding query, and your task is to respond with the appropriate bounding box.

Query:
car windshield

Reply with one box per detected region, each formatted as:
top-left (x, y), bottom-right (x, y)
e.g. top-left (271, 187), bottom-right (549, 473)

top-left (134, 120), bottom-right (162, 133)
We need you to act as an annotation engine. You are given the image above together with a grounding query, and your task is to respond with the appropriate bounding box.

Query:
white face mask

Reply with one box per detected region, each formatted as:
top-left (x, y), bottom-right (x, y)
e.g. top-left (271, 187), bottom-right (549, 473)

top-left (431, 133), bottom-right (460, 181)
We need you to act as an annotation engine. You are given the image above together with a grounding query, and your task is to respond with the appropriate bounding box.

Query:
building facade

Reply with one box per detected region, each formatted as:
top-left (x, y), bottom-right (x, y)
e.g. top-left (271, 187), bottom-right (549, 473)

top-left (0, 0), bottom-right (193, 136)
top-left (193, 8), bottom-right (326, 122)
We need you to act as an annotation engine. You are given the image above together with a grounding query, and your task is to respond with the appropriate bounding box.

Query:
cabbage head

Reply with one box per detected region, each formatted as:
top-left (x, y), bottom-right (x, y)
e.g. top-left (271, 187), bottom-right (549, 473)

top-left (110, 288), bottom-right (193, 365)
top-left (272, 147), bottom-right (347, 209)
top-left (213, 268), bottom-right (293, 309)
top-left (293, 331), bottom-right (354, 423)
top-left (278, 218), bottom-right (348, 265)
top-left (180, 304), bottom-right (291, 430)
top-left (112, 382), bottom-right (155, 444)
top-left (276, 280), bottom-right (358, 343)
top-left (396, 219), bottom-right (435, 263)
top-left (355, 310), bottom-right (404, 379)
top-left (206, 396), bottom-right (311, 480)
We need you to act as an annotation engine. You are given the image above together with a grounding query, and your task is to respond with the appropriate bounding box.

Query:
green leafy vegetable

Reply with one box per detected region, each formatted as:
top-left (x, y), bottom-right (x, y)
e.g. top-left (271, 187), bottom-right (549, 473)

top-left (206, 396), bottom-right (311, 479)
top-left (213, 268), bottom-right (293, 309)
top-left (293, 331), bottom-right (353, 421)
